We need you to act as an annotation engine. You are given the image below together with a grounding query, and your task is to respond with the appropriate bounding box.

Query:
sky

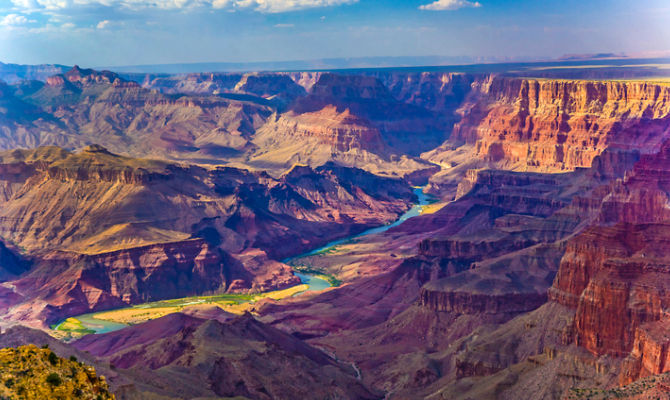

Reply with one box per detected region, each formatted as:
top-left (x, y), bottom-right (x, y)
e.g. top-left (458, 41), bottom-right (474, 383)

top-left (0, 0), bottom-right (669, 67)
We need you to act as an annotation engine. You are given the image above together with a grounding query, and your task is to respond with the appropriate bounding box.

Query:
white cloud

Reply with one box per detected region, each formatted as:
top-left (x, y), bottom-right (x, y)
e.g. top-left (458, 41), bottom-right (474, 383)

top-left (273, 23), bottom-right (294, 28)
top-left (12, 0), bottom-right (70, 10)
top-left (241, 0), bottom-right (357, 13)
top-left (211, 0), bottom-right (231, 8)
top-left (9, 0), bottom-right (39, 8)
top-left (0, 13), bottom-right (33, 25)
top-left (10, 0), bottom-right (358, 12)
top-left (96, 19), bottom-right (109, 28)
top-left (61, 21), bottom-right (74, 28)
top-left (419, 0), bottom-right (481, 11)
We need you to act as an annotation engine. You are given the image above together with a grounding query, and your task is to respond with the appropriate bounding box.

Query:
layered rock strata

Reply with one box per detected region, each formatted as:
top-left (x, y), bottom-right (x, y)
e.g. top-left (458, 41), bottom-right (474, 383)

top-left (430, 77), bottom-right (670, 172)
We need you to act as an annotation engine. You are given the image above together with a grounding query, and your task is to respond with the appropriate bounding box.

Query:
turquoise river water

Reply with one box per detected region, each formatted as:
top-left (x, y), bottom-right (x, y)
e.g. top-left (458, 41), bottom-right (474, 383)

top-left (58, 186), bottom-right (432, 335)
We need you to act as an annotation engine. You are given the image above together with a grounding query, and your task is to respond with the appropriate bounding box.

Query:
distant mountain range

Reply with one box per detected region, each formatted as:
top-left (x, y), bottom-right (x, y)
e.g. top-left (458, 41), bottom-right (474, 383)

top-left (3, 55), bottom-right (670, 86)
top-left (0, 62), bottom-right (69, 84)
top-left (96, 55), bottom-right (534, 74)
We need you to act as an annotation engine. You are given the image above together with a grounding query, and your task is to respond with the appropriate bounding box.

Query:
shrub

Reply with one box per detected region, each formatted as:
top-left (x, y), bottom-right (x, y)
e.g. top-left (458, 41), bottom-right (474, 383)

top-left (46, 372), bottom-right (62, 386)
top-left (48, 351), bottom-right (59, 366)
top-left (69, 355), bottom-right (78, 362)
top-left (3, 378), bottom-right (14, 388)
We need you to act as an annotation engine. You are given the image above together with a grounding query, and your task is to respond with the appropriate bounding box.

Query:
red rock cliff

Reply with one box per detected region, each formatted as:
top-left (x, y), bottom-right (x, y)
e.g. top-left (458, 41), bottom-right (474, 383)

top-left (449, 77), bottom-right (670, 171)
top-left (548, 140), bottom-right (670, 383)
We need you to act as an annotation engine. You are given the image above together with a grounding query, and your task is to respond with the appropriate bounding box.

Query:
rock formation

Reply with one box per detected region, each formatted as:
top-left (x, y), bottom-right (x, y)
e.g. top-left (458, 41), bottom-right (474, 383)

top-left (72, 312), bottom-right (380, 399)
top-left (0, 145), bottom-right (414, 326)
top-left (440, 76), bottom-right (670, 172)
top-left (545, 140), bottom-right (670, 384)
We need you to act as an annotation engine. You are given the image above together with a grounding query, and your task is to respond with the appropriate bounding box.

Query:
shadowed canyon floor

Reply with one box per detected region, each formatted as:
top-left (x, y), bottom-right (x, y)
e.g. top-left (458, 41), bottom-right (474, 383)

top-left (2, 60), bottom-right (670, 399)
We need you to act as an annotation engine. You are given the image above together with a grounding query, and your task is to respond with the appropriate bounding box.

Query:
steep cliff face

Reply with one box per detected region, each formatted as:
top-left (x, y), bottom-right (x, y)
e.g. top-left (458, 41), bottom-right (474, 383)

top-left (368, 71), bottom-right (475, 114)
top-left (8, 68), bottom-right (670, 182)
top-left (257, 106), bottom-right (385, 152)
top-left (6, 239), bottom-right (231, 325)
top-left (546, 140), bottom-right (670, 383)
top-left (623, 319), bottom-right (670, 384)
top-left (0, 240), bottom-right (25, 281)
top-left (290, 73), bottom-right (448, 154)
top-left (419, 282), bottom-right (548, 315)
top-left (249, 72), bottom-right (443, 177)
top-left (575, 252), bottom-right (670, 358)
top-left (418, 234), bottom-right (538, 261)
top-left (234, 73), bottom-right (307, 105)
top-left (139, 72), bottom-right (243, 94)
top-left (431, 76), bottom-right (670, 172)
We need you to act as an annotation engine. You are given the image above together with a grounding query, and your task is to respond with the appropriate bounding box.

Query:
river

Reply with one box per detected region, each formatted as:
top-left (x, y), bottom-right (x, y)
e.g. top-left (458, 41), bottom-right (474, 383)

top-left (290, 187), bottom-right (432, 260)
top-left (56, 186), bottom-right (432, 336)
top-left (286, 186), bottom-right (433, 291)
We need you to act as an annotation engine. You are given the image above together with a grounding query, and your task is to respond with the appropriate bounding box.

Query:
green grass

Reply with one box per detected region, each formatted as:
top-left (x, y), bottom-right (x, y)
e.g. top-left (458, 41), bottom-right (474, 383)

top-left (53, 284), bottom-right (311, 337)
top-left (52, 293), bottom-right (257, 336)
top-left (135, 292), bottom-right (256, 309)
top-left (311, 246), bottom-right (339, 256)
top-left (292, 265), bottom-right (342, 287)
top-left (50, 318), bottom-right (95, 336)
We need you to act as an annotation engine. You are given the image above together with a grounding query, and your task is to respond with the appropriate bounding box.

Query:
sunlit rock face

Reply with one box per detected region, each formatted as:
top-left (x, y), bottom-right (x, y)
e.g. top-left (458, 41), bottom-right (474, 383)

top-left (545, 140), bottom-right (670, 384)
top-left (444, 77), bottom-right (670, 171)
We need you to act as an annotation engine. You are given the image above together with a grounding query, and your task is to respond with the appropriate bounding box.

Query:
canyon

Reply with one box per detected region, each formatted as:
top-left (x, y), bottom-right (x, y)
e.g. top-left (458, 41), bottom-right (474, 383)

top-left (0, 143), bottom-right (415, 327)
top-left (1, 60), bottom-right (670, 399)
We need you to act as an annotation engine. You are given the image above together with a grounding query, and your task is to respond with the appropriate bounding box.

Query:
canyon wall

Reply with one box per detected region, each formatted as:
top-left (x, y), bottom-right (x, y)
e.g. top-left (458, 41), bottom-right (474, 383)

top-left (432, 76), bottom-right (670, 172)
top-left (547, 140), bottom-right (670, 383)
top-left (8, 67), bottom-right (670, 185)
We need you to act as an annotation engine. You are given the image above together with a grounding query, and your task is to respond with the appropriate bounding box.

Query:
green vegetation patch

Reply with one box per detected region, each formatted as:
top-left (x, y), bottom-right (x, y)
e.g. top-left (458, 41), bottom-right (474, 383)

top-left (51, 318), bottom-right (95, 335)
top-left (292, 265), bottom-right (342, 287)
